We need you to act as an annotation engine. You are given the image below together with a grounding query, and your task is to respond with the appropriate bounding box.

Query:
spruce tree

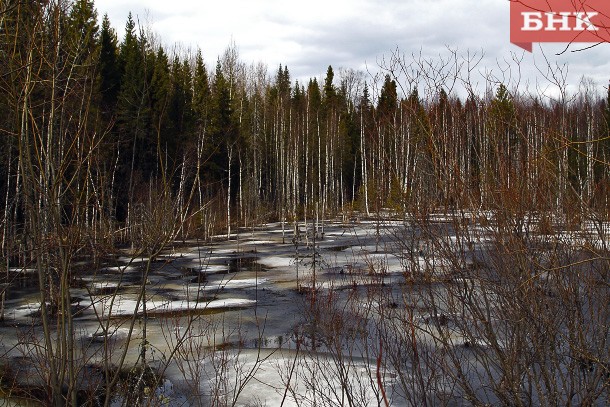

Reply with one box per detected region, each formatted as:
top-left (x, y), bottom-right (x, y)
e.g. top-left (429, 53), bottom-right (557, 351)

top-left (68, 0), bottom-right (98, 66)
top-left (115, 13), bottom-right (154, 221)
top-left (150, 47), bottom-right (171, 132)
top-left (206, 60), bottom-right (234, 185)
top-left (193, 50), bottom-right (211, 127)
top-left (308, 78), bottom-right (322, 113)
top-left (377, 74), bottom-right (397, 116)
top-left (98, 14), bottom-right (120, 113)
top-left (323, 65), bottom-right (335, 103)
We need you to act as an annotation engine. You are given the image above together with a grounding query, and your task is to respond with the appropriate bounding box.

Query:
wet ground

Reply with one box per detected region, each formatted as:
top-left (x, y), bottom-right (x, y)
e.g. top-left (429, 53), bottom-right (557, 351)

top-left (3, 215), bottom-right (604, 405)
top-left (0, 219), bottom-right (423, 405)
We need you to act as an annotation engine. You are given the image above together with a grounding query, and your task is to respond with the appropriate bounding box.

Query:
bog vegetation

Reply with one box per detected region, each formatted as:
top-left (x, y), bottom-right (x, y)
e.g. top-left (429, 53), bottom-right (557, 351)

top-left (0, 0), bottom-right (608, 406)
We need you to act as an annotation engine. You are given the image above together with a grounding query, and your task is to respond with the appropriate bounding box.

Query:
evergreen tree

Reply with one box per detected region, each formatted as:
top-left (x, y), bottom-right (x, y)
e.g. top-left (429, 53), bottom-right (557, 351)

top-left (68, 0), bottom-right (98, 66)
top-left (193, 50), bottom-right (211, 126)
top-left (117, 13), bottom-right (144, 125)
top-left (323, 65), bottom-right (336, 104)
top-left (98, 14), bottom-right (120, 113)
top-left (338, 78), bottom-right (360, 201)
top-left (292, 80), bottom-right (303, 105)
top-left (115, 13), bottom-right (154, 216)
top-left (377, 74), bottom-right (397, 115)
top-left (277, 64), bottom-right (291, 98)
top-left (308, 78), bottom-right (322, 113)
top-left (360, 82), bottom-right (371, 110)
top-left (489, 83), bottom-right (518, 187)
top-left (149, 47), bottom-right (171, 160)
top-left (205, 60), bottom-right (235, 185)
top-left (169, 57), bottom-right (194, 144)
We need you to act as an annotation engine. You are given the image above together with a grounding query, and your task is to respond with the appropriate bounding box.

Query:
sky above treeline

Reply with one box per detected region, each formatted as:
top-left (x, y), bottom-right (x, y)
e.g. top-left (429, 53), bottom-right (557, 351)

top-left (95, 0), bottom-right (610, 99)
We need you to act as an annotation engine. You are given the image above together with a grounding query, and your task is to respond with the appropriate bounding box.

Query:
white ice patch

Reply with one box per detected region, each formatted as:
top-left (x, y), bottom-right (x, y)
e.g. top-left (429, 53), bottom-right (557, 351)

top-left (90, 281), bottom-right (121, 290)
top-left (199, 264), bottom-right (229, 273)
top-left (206, 298), bottom-right (257, 309)
top-left (92, 296), bottom-right (256, 317)
top-left (258, 256), bottom-right (294, 268)
top-left (99, 265), bottom-right (138, 273)
top-left (87, 326), bottom-right (132, 342)
top-left (208, 248), bottom-right (240, 255)
top-left (202, 278), bottom-right (268, 291)
top-left (6, 302), bottom-right (41, 320)
top-left (241, 240), bottom-right (275, 245)
top-left (7, 267), bottom-right (37, 273)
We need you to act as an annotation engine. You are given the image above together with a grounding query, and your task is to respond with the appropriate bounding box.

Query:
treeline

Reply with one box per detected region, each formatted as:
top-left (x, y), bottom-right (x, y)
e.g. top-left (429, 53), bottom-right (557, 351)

top-left (1, 0), bottom-right (609, 252)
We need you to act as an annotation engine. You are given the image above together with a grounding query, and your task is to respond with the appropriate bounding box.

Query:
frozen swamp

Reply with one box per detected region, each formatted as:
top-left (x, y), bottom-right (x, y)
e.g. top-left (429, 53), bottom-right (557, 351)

top-left (0, 215), bottom-right (609, 406)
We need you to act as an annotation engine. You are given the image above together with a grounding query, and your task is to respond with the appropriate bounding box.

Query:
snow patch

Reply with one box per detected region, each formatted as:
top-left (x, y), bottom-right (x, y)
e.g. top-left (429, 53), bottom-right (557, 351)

top-left (202, 278), bottom-right (268, 291)
top-left (92, 296), bottom-right (256, 317)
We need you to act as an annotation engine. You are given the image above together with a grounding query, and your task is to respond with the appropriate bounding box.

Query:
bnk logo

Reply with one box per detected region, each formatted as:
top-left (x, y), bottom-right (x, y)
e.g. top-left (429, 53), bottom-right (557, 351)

top-left (510, 0), bottom-right (610, 51)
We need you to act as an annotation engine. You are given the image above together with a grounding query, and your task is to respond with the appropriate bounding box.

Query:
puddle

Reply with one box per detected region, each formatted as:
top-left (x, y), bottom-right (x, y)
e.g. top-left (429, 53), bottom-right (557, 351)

top-left (227, 256), bottom-right (268, 273)
top-left (1, 270), bottom-right (40, 301)
top-left (326, 245), bottom-right (350, 252)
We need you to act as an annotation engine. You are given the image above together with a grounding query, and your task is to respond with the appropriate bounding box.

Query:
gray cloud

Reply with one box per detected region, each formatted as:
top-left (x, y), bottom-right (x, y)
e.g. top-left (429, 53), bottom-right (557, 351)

top-left (96, 0), bottom-right (610, 97)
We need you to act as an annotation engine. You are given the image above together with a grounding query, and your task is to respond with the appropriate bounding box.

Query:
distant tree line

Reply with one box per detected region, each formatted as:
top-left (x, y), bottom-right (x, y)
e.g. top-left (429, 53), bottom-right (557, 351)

top-left (1, 0), bottom-right (609, 253)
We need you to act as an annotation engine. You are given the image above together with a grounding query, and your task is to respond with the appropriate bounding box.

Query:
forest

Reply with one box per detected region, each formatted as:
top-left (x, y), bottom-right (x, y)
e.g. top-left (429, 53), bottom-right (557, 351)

top-left (0, 0), bottom-right (609, 406)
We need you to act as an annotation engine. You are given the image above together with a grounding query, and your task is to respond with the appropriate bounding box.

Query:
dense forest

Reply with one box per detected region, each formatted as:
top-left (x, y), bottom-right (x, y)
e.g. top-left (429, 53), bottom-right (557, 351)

top-left (2, 0), bottom-right (609, 253)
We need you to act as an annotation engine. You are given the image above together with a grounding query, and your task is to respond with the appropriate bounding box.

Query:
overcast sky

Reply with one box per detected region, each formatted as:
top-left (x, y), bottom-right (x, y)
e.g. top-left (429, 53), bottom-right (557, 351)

top-left (95, 0), bottom-right (610, 99)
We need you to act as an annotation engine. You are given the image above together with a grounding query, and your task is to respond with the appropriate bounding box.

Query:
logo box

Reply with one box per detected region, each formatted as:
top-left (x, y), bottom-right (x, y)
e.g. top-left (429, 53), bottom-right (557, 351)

top-left (510, 0), bottom-right (610, 51)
